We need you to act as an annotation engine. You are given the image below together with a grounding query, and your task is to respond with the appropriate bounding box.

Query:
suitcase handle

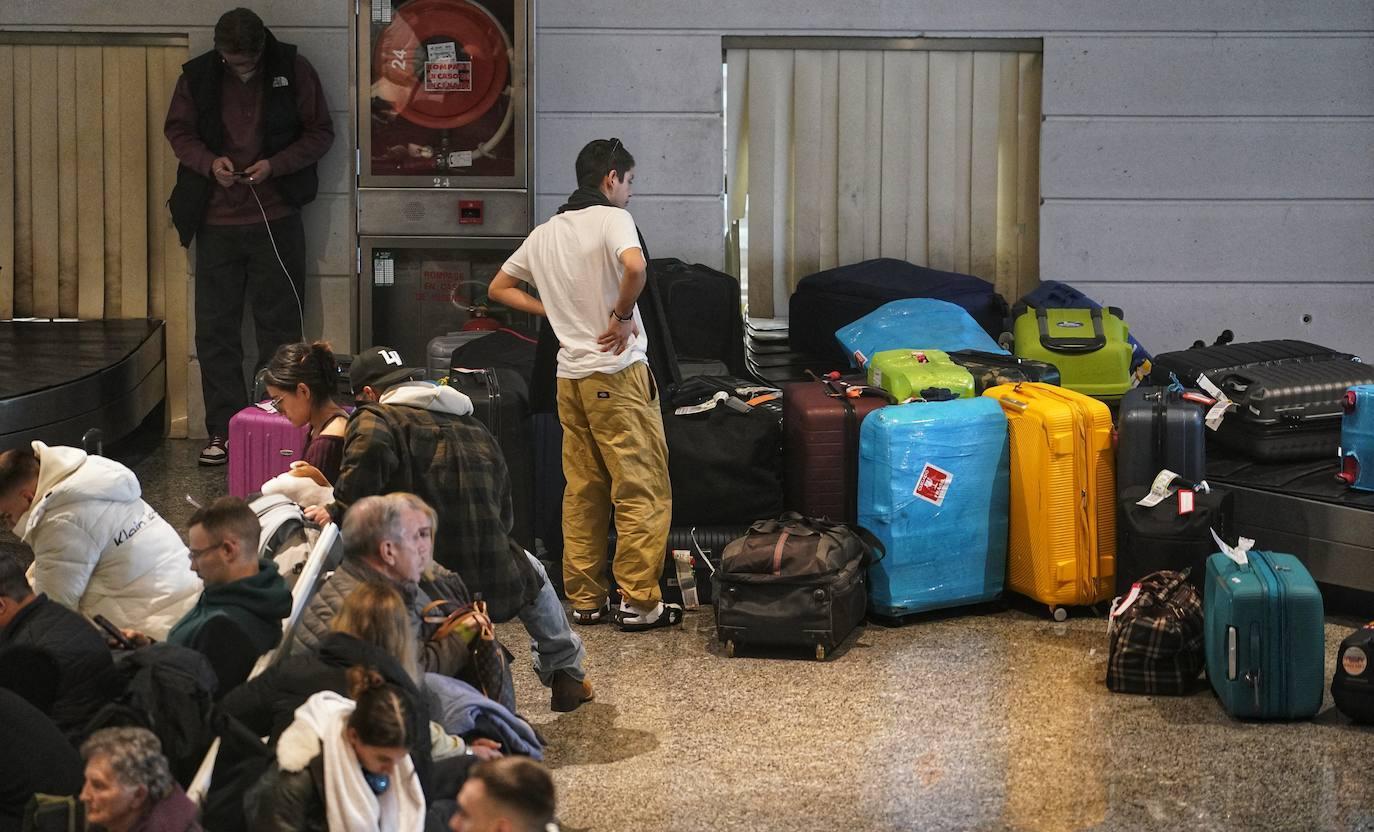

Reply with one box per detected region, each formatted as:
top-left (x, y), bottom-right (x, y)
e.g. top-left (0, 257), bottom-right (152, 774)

top-left (1035, 306), bottom-right (1107, 354)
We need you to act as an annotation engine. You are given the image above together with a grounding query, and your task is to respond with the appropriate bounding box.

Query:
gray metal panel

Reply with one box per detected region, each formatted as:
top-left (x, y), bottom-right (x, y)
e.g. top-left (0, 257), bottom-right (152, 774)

top-left (1050, 281), bottom-right (1374, 364)
top-left (534, 0), bottom-right (1374, 31)
top-left (358, 189), bottom-right (532, 237)
top-left (302, 194), bottom-right (356, 275)
top-left (535, 114), bottom-right (721, 196)
top-left (1042, 200), bottom-right (1374, 285)
top-left (722, 36), bottom-right (1042, 52)
top-left (1044, 35), bottom-right (1374, 117)
top-left (1041, 119), bottom-right (1374, 200)
top-left (1220, 485), bottom-right (1374, 593)
top-left (539, 32), bottom-right (723, 113)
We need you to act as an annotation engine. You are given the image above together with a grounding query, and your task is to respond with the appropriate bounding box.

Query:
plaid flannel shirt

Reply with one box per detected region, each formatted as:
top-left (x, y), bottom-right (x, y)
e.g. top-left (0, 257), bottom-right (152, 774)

top-left (1107, 570), bottom-right (1206, 696)
top-left (327, 402), bottom-right (541, 622)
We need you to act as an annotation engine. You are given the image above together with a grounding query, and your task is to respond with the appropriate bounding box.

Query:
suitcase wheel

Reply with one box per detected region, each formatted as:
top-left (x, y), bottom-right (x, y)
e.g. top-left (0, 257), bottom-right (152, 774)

top-left (1050, 605), bottom-right (1068, 623)
top-left (815, 644), bottom-right (826, 661)
top-left (725, 640), bottom-right (736, 658)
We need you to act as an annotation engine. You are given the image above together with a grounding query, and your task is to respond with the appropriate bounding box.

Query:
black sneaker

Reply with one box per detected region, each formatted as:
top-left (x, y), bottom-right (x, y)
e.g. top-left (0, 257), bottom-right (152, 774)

top-left (199, 436), bottom-right (228, 466)
top-left (617, 600), bottom-right (684, 632)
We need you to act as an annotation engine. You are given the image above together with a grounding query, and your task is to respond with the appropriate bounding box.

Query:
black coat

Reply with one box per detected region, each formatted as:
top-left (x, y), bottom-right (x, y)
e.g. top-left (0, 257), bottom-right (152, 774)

top-left (219, 632), bottom-right (434, 797)
top-left (248, 754), bottom-right (327, 832)
top-left (0, 594), bottom-right (118, 738)
top-left (0, 688), bottom-right (84, 832)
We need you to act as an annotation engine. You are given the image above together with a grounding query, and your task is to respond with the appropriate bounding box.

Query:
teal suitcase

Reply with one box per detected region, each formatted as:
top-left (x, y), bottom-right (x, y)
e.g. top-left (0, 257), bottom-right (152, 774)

top-left (1204, 549), bottom-right (1325, 719)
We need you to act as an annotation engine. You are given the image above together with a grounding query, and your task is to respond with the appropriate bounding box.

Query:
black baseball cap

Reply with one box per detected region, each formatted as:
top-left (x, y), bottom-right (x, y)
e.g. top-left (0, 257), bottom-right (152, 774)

top-left (351, 346), bottom-right (423, 395)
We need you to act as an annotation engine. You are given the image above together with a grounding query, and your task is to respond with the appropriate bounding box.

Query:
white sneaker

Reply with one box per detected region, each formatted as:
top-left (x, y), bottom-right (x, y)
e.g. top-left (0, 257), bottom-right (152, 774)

top-left (617, 600), bottom-right (683, 632)
top-left (199, 436), bottom-right (228, 466)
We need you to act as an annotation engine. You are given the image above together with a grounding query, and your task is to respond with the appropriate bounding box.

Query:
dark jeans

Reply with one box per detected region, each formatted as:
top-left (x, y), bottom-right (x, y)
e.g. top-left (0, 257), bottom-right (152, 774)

top-left (194, 214), bottom-right (307, 436)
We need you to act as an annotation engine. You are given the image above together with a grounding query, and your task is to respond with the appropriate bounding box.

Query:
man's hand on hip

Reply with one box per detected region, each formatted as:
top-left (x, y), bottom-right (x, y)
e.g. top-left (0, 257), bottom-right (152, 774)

top-left (597, 314), bottom-right (639, 355)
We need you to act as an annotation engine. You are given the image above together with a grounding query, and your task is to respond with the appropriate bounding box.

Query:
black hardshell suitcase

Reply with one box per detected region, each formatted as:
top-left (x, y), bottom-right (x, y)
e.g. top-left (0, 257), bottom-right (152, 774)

top-left (1116, 485), bottom-right (1233, 595)
top-left (1115, 387), bottom-right (1208, 493)
top-left (444, 367), bottom-right (536, 552)
top-left (947, 350), bottom-right (1061, 394)
top-left (1148, 339), bottom-right (1353, 388)
top-left (1214, 359), bottom-right (1374, 462)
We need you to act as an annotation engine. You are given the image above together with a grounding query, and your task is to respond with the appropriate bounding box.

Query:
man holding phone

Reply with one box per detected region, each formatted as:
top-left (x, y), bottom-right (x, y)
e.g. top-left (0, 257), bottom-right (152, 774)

top-left (164, 7), bottom-right (335, 466)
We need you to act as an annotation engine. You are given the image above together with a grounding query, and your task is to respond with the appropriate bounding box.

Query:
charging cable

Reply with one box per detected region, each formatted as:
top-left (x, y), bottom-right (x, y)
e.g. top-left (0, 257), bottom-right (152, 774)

top-left (246, 181), bottom-right (306, 341)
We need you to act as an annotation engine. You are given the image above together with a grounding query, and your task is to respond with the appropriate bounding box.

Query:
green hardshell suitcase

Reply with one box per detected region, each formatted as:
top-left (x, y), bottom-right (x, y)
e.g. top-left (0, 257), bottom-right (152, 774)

top-left (866, 349), bottom-right (976, 402)
top-left (1012, 305), bottom-right (1133, 401)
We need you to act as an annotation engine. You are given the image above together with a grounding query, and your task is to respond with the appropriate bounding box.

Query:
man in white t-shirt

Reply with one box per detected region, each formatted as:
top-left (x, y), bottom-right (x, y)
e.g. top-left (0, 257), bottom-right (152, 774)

top-left (488, 138), bottom-right (681, 632)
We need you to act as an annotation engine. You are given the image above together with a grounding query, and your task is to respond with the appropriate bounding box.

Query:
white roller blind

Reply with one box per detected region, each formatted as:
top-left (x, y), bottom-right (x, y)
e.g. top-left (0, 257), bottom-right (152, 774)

top-left (727, 43), bottom-right (1042, 318)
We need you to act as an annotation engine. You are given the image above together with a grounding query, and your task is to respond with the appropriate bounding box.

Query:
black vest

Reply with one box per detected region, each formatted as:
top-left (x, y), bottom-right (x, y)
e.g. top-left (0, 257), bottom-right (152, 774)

top-left (167, 31), bottom-right (320, 247)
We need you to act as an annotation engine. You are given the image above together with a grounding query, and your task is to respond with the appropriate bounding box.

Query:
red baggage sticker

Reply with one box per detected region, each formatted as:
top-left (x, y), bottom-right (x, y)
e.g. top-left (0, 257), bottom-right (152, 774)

top-left (913, 463), bottom-right (953, 507)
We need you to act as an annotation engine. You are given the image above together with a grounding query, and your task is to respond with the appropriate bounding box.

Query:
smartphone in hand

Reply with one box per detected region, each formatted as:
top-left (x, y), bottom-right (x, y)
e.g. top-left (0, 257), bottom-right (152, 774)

top-left (93, 614), bottom-right (135, 650)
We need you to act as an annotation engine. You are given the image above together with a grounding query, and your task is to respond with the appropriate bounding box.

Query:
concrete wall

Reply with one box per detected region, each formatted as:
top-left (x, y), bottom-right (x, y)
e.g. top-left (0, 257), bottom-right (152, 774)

top-left (1, 1), bottom-right (353, 436)
top-left (535, 1), bottom-right (1374, 360)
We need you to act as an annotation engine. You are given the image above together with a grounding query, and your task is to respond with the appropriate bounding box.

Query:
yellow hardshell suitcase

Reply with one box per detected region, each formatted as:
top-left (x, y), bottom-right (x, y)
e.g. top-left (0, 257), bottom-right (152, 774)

top-left (983, 382), bottom-right (1116, 618)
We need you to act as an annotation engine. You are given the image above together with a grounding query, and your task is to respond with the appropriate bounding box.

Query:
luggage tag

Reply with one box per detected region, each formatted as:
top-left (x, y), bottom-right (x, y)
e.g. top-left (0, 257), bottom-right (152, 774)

top-left (1210, 528), bottom-right (1255, 567)
top-left (1195, 374), bottom-right (1235, 431)
top-left (1109, 583), bottom-right (1144, 625)
top-left (1177, 489), bottom-right (1195, 515)
top-left (1136, 469), bottom-right (1182, 508)
top-left (674, 391), bottom-right (731, 416)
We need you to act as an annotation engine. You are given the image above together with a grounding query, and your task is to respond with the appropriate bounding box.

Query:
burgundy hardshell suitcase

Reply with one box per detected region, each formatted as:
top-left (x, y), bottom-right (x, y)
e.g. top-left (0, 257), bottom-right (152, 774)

top-left (227, 405), bottom-right (310, 498)
top-left (783, 375), bottom-right (892, 523)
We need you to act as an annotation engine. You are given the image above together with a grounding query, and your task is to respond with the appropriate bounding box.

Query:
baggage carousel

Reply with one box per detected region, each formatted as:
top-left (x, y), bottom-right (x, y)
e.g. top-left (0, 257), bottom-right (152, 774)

top-left (0, 319), bottom-right (165, 450)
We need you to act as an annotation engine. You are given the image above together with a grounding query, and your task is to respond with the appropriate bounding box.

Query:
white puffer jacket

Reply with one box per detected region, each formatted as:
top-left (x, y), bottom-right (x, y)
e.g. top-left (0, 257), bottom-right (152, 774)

top-left (17, 442), bottom-right (201, 639)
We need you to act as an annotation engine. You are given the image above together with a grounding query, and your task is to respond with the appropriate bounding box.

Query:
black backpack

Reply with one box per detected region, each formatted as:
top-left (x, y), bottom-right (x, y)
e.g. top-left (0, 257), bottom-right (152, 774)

top-left (85, 644), bottom-right (218, 785)
top-left (1332, 621), bottom-right (1374, 723)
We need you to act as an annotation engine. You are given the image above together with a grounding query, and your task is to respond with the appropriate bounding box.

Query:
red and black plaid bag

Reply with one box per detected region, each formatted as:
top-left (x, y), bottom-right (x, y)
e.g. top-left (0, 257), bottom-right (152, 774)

top-left (1106, 569), bottom-right (1205, 695)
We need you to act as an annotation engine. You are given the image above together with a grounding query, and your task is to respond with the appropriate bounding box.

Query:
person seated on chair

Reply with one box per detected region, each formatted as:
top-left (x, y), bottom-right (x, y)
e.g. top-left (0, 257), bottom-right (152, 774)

top-left (117, 497), bottom-right (292, 695)
top-left (261, 341), bottom-right (351, 484)
top-left (79, 727), bottom-right (202, 832)
top-left (0, 442), bottom-right (201, 640)
top-left (0, 544), bottom-right (117, 740)
top-left (296, 346), bottom-right (592, 714)
top-left (291, 493), bottom-right (517, 711)
top-left (0, 687), bottom-right (85, 832)
top-left (249, 667), bottom-right (426, 832)
top-left (447, 757), bottom-right (556, 832)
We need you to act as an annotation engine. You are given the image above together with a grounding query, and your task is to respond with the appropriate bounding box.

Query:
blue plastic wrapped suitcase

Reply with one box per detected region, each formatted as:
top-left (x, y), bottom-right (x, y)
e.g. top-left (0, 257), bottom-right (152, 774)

top-left (858, 397), bottom-right (1010, 616)
top-left (1339, 385), bottom-right (1374, 491)
top-left (1204, 547), bottom-right (1325, 720)
top-left (836, 298), bottom-right (1006, 371)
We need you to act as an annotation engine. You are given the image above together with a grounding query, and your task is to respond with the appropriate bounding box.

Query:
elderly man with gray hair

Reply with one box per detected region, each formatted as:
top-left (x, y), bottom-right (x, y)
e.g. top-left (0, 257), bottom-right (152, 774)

top-left (79, 726), bottom-right (200, 832)
top-left (290, 493), bottom-right (515, 709)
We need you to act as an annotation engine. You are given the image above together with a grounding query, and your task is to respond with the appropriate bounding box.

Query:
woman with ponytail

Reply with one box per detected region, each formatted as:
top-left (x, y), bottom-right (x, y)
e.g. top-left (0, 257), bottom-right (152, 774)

top-left (262, 341), bottom-right (350, 483)
top-left (250, 665), bottom-right (426, 832)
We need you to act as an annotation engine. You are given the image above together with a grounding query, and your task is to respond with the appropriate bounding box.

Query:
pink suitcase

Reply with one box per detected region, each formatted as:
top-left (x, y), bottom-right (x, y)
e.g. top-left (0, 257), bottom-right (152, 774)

top-left (227, 404), bottom-right (310, 498)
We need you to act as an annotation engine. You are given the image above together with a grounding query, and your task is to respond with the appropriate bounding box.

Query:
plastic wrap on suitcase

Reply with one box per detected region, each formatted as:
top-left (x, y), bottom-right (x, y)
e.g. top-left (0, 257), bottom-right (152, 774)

top-left (1331, 622), bottom-right (1374, 723)
top-left (947, 350), bottom-right (1060, 393)
top-left (1340, 385), bottom-right (1374, 491)
top-left (867, 349), bottom-right (976, 402)
top-left (1205, 548), bottom-right (1325, 719)
top-left (663, 383), bottom-right (784, 525)
top-left (227, 406), bottom-right (309, 498)
top-left (652, 258), bottom-right (748, 378)
top-left (984, 383), bottom-right (1116, 611)
top-left (1011, 305), bottom-right (1134, 400)
top-left (1116, 484), bottom-right (1232, 595)
top-left (835, 298), bottom-right (1006, 371)
top-left (1017, 280), bottom-right (1151, 370)
top-left (790, 259), bottom-right (1007, 365)
top-left (1148, 339), bottom-right (1352, 389)
top-left (858, 398), bottom-right (1010, 616)
top-left (783, 375), bottom-right (891, 523)
top-left (1116, 387), bottom-right (1208, 493)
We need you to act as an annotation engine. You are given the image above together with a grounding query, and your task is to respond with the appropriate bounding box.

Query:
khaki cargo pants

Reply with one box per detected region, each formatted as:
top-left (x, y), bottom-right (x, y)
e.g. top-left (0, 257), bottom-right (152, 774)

top-left (557, 361), bottom-right (672, 612)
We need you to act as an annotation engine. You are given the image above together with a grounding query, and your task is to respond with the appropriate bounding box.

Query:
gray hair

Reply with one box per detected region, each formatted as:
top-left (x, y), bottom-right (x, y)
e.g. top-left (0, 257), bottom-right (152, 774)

top-left (341, 493), bottom-right (436, 563)
top-left (80, 727), bottom-right (175, 802)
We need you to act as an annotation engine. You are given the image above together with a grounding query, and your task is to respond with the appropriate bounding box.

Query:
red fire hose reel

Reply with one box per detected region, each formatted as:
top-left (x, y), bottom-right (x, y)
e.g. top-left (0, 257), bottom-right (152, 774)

top-left (374, 0), bottom-right (511, 130)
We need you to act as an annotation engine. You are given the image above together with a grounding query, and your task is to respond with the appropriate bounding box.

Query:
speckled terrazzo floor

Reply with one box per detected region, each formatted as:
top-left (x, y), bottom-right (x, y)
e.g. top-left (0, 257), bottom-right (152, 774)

top-left (124, 439), bottom-right (1374, 832)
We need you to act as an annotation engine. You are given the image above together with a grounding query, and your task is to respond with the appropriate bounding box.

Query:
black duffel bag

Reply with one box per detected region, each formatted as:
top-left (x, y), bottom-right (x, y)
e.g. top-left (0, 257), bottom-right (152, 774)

top-left (663, 377), bottom-right (784, 526)
top-left (714, 513), bottom-right (883, 660)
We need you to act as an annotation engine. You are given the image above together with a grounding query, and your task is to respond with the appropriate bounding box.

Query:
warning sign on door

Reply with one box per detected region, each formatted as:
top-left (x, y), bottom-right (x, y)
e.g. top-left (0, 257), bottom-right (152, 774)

top-left (913, 463), bottom-right (953, 507)
top-left (425, 60), bottom-right (473, 92)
